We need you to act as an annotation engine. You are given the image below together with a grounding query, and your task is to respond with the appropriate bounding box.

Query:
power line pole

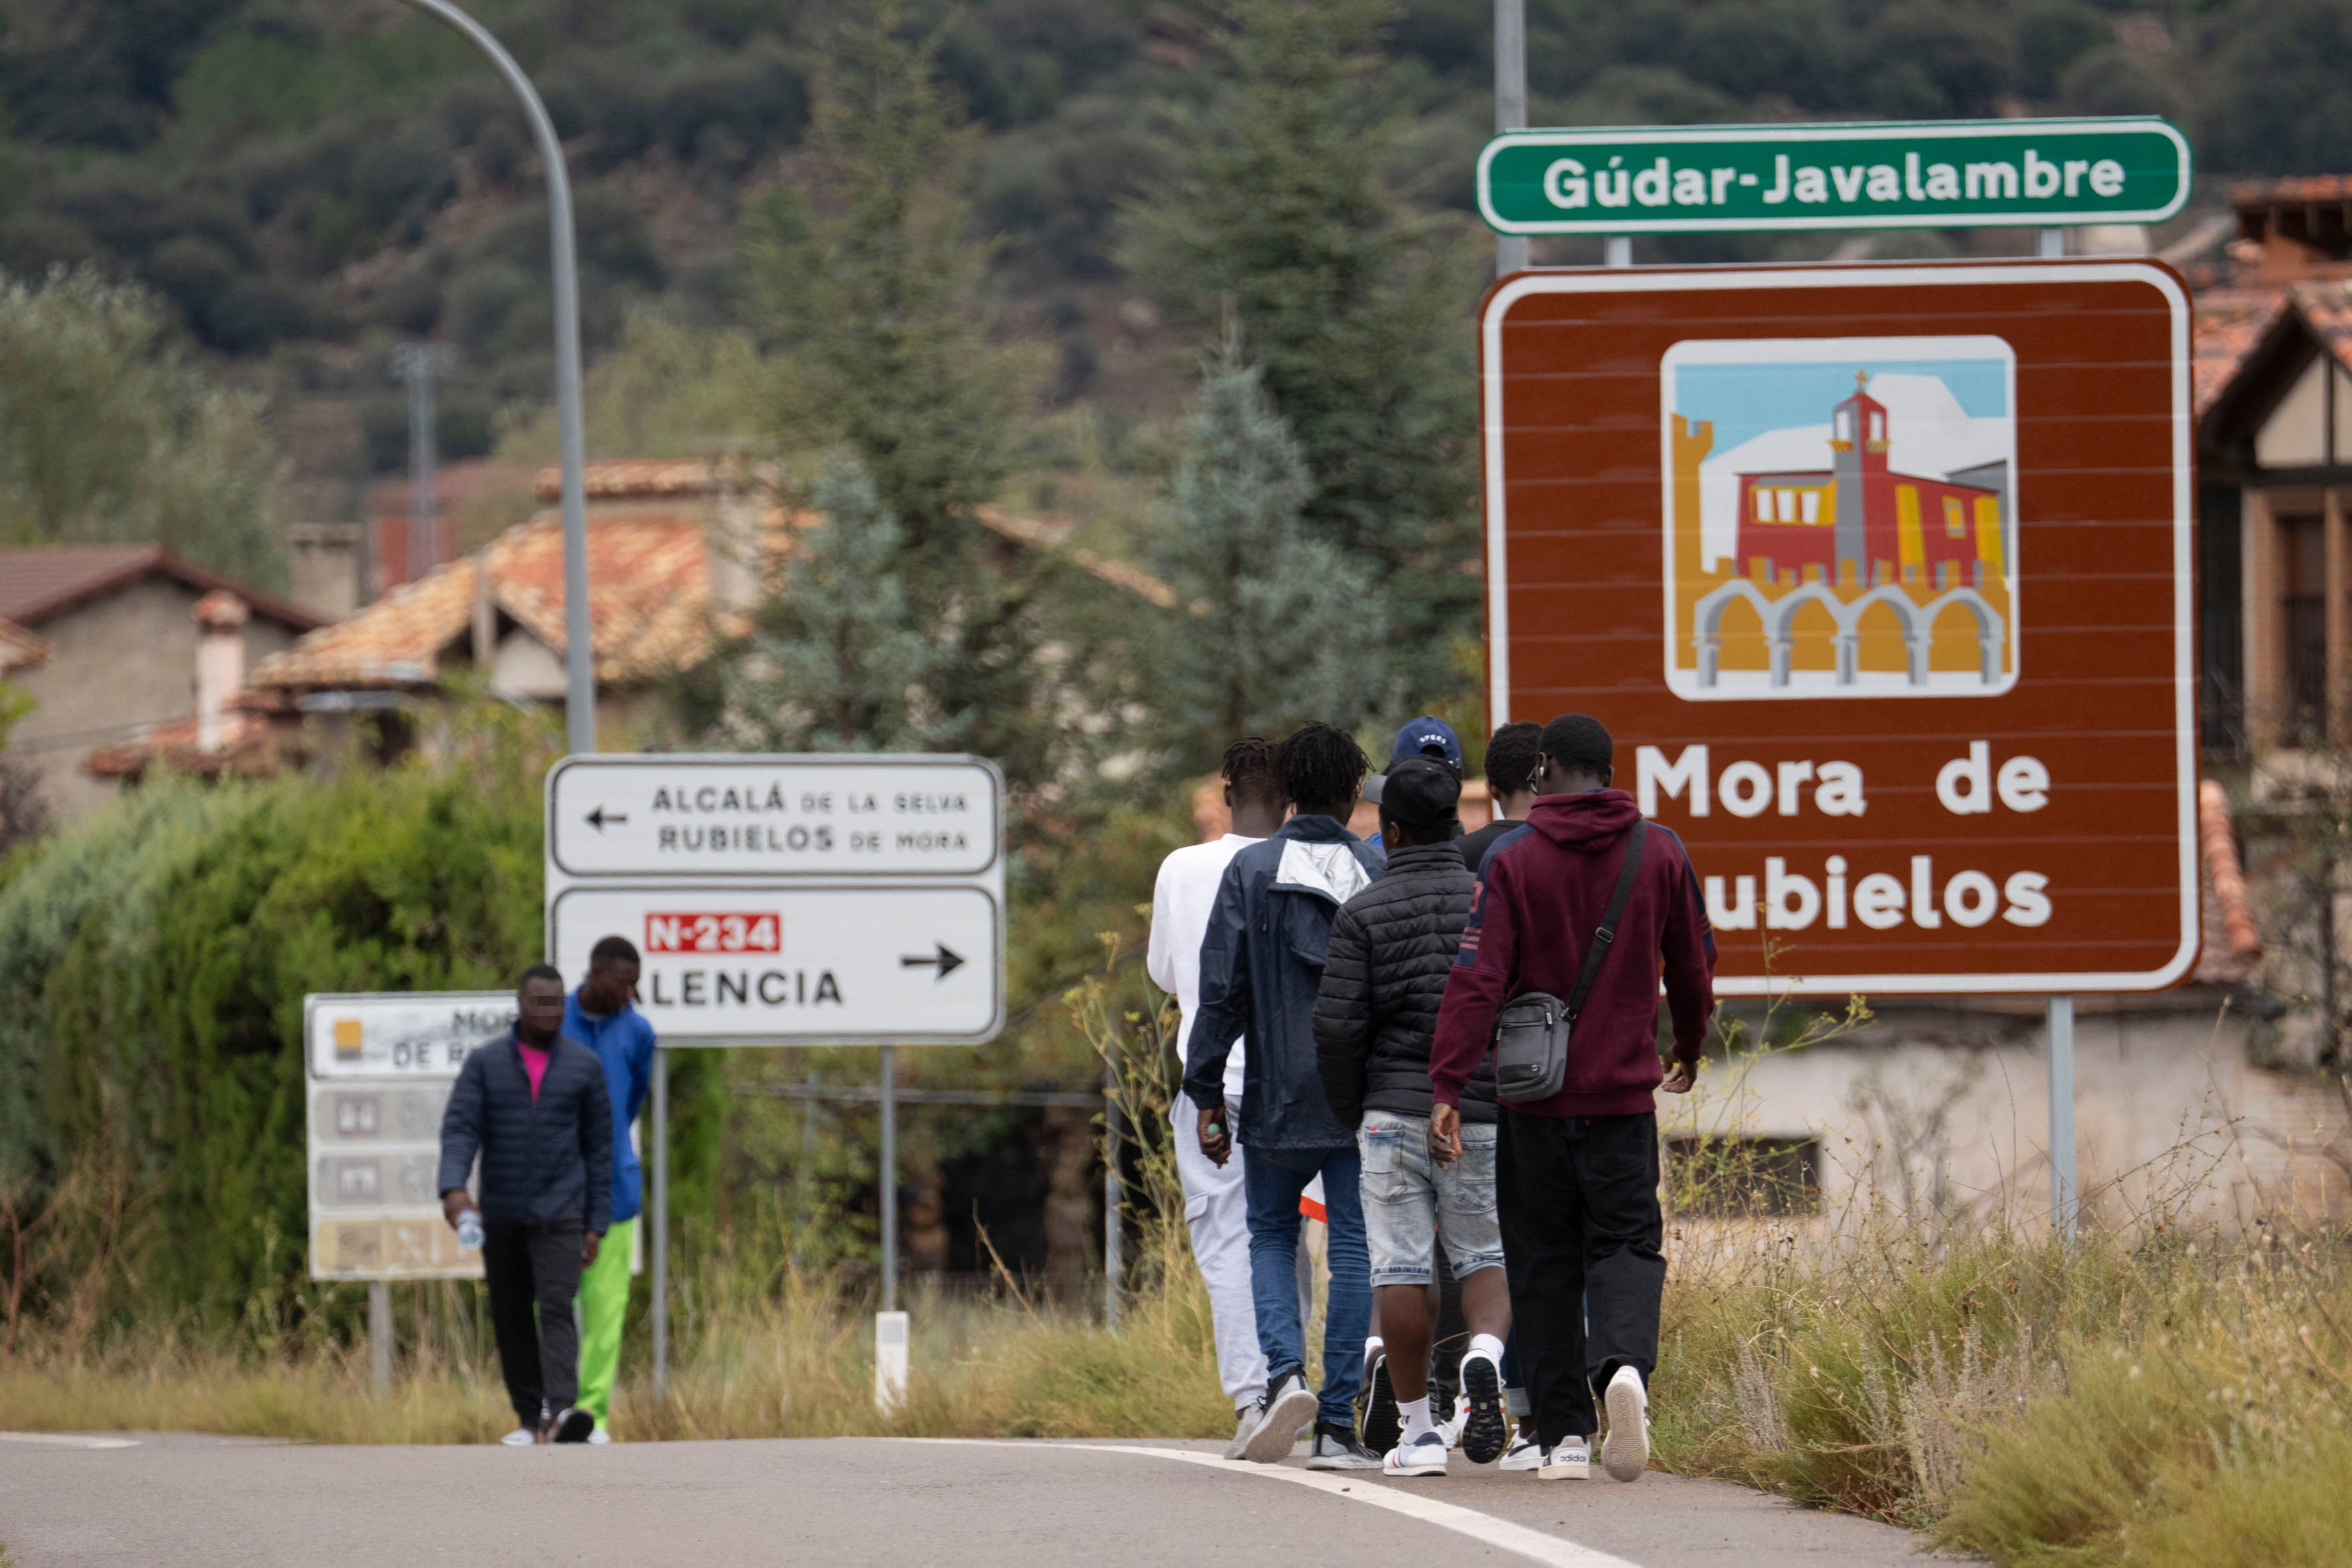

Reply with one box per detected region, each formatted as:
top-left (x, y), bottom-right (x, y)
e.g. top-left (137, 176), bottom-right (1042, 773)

top-left (388, 344), bottom-right (451, 588)
top-left (1494, 0), bottom-right (1528, 277)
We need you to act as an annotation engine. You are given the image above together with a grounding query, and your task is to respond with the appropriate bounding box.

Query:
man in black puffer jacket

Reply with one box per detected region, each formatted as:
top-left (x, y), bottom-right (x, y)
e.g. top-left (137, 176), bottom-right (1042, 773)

top-left (1313, 757), bottom-right (1512, 1478)
top-left (439, 963), bottom-right (613, 1444)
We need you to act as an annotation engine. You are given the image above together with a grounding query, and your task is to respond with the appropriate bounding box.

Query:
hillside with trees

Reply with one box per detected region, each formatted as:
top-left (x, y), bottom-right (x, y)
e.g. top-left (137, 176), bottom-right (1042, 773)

top-left (0, 1), bottom-right (2323, 503)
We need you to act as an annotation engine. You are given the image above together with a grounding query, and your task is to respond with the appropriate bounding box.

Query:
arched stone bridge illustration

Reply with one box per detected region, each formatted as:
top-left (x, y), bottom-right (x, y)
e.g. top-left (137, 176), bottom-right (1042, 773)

top-left (1689, 578), bottom-right (2005, 688)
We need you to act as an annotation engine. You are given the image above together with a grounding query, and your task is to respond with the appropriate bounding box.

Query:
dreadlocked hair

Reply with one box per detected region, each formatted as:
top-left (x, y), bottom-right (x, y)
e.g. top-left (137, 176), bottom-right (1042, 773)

top-left (1220, 735), bottom-right (1281, 804)
top-left (1277, 722), bottom-right (1369, 819)
top-left (1482, 721), bottom-right (1543, 796)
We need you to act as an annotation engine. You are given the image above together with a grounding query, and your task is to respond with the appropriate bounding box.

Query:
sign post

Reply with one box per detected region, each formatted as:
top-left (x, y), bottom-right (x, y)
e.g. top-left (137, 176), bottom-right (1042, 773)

top-left (302, 991), bottom-right (520, 1389)
top-left (1478, 262), bottom-right (2199, 1225)
top-left (1478, 118), bottom-right (2191, 237)
top-left (544, 753), bottom-right (1007, 1402)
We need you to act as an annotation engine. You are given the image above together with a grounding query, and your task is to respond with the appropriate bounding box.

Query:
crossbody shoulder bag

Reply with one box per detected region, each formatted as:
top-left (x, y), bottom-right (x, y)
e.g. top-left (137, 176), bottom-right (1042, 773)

top-left (1490, 820), bottom-right (1649, 1104)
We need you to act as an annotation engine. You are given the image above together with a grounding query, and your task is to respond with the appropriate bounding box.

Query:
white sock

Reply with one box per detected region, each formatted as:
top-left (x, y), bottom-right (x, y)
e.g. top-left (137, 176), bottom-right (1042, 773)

top-left (1365, 1334), bottom-right (1384, 1359)
top-left (1399, 1395), bottom-right (1435, 1442)
top-left (1467, 1332), bottom-right (1506, 1364)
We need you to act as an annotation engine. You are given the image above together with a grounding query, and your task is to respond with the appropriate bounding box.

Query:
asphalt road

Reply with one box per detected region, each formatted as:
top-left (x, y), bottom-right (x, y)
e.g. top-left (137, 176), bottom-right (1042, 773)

top-left (0, 1431), bottom-right (1960, 1568)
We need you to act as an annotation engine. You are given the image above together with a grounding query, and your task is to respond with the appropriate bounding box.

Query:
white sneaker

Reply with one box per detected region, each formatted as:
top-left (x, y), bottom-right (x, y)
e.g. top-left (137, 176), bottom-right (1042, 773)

top-left (1537, 1437), bottom-right (1591, 1479)
top-left (1222, 1403), bottom-right (1262, 1461)
top-left (1383, 1429), bottom-right (1450, 1477)
top-left (499, 1427), bottom-right (536, 1447)
top-left (1600, 1366), bottom-right (1650, 1482)
top-left (1243, 1372), bottom-right (1318, 1464)
top-left (1498, 1430), bottom-right (1543, 1471)
top-left (587, 1426), bottom-right (611, 1445)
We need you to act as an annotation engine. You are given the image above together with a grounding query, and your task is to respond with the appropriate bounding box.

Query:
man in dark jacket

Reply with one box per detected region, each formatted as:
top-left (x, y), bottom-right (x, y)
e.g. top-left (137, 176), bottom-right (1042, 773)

top-left (1456, 720), bottom-right (1543, 876)
top-left (1429, 714), bottom-right (1715, 1484)
top-left (439, 964), bottom-right (614, 1445)
top-left (1312, 757), bottom-right (1511, 1478)
top-left (1188, 722), bottom-right (1385, 1470)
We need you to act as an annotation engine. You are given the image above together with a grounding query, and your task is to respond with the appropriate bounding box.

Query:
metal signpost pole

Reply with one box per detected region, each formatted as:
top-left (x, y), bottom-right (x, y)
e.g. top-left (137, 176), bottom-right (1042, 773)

top-left (1103, 1058), bottom-right (1122, 1330)
top-left (368, 1280), bottom-right (392, 1396)
top-left (650, 1046), bottom-right (668, 1397)
top-left (1492, 0), bottom-right (1527, 277)
top-left (393, 0), bottom-right (593, 756)
top-left (879, 1045), bottom-right (897, 1314)
top-left (2039, 228), bottom-right (2066, 258)
top-left (2048, 996), bottom-right (2077, 1243)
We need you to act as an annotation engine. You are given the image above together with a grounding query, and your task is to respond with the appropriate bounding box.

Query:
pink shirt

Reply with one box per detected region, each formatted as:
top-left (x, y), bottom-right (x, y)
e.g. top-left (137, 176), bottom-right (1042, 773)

top-left (518, 1039), bottom-right (550, 1100)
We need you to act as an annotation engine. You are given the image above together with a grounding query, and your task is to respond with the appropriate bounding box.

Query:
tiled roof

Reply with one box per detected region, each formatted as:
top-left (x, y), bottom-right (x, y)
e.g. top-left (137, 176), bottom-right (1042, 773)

top-left (0, 544), bottom-right (325, 631)
top-left (2193, 279), bottom-right (2352, 418)
top-left (974, 506), bottom-right (1176, 607)
top-left (0, 617), bottom-right (51, 676)
top-left (530, 459), bottom-right (783, 501)
top-left (252, 514), bottom-right (718, 692)
top-left (86, 710), bottom-right (275, 779)
top-left (2195, 779), bottom-right (2262, 985)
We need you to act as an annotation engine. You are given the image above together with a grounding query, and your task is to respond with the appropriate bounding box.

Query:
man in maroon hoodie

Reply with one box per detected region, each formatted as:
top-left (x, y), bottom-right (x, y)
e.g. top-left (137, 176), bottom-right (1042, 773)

top-left (1427, 713), bottom-right (1714, 1484)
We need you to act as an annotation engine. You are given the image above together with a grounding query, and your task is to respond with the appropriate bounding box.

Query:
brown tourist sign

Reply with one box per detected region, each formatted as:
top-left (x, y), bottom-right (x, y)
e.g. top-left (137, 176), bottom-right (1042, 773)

top-left (1480, 261), bottom-right (2197, 996)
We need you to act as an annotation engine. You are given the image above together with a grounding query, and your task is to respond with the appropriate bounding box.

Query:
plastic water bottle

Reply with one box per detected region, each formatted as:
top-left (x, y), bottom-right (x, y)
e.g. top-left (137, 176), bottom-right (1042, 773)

top-left (457, 1209), bottom-right (485, 1250)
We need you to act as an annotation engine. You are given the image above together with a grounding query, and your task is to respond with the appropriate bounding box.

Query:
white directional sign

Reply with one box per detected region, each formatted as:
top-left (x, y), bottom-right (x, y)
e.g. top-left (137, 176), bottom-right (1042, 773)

top-left (548, 884), bottom-right (1001, 1042)
top-left (303, 992), bottom-right (511, 1281)
top-left (546, 755), bottom-right (1000, 879)
top-left (542, 753), bottom-right (1007, 1048)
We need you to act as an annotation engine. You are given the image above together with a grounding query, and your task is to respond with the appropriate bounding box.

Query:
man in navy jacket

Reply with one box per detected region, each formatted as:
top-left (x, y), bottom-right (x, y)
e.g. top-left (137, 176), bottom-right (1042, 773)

top-left (1187, 722), bottom-right (1386, 1469)
top-left (439, 965), bottom-right (613, 1444)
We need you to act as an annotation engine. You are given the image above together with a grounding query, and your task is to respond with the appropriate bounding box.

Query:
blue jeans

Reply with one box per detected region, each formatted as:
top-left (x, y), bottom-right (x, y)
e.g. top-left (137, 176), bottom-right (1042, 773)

top-left (1243, 1142), bottom-right (1372, 1430)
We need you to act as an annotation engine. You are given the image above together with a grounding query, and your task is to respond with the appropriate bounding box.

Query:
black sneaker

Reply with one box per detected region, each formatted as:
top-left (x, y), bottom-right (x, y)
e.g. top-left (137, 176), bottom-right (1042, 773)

top-left (550, 1406), bottom-right (595, 1444)
top-left (1356, 1349), bottom-right (1400, 1455)
top-left (1457, 1348), bottom-right (1508, 1465)
top-left (1303, 1421), bottom-right (1382, 1471)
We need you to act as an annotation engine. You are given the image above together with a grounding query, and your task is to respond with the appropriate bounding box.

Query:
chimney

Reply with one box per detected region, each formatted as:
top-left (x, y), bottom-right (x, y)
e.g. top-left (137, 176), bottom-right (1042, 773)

top-left (193, 590), bottom-right (250, 753)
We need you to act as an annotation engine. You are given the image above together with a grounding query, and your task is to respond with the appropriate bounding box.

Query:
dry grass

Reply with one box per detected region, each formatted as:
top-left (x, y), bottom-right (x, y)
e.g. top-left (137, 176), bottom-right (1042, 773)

top-left (0, 1265), bottom-right (1233, 1445)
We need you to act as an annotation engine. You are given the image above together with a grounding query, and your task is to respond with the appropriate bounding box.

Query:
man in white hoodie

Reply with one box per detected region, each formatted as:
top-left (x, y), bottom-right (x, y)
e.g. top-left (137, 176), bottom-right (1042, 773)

top-left (1148, 736), bottom-right (1289, 1458)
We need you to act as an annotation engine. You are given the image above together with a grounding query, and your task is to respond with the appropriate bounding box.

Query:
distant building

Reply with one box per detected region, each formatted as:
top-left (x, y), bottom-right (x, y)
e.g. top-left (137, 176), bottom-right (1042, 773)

top-left (0, 546), bottom-right (323, 822)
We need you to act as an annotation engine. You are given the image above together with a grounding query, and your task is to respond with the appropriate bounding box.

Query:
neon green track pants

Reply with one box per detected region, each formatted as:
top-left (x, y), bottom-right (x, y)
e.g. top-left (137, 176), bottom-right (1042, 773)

top-left (578, 1217), bottom-right (633, 1429)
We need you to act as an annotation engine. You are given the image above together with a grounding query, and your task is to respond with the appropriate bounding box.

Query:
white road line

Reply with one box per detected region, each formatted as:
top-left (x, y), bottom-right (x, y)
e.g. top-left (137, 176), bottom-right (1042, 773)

top-left (0, 1433), bottom-right (139, 1449)
top-left (930, 1441), bottom-right (1642, 1568)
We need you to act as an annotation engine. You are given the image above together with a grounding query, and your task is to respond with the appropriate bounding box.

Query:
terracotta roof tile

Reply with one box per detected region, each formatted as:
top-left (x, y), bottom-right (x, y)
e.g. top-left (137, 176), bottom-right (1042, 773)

top-left (2194, 279), bottom-right (2352, 418)
top-left (0, 617), bottom-right (51, 676)
top-left (86, 710), bottom-right (274, 779)
top-left (2195, 779), bottom-right (2261, 984)
top-left (251, 514), bottom-right (717, 691)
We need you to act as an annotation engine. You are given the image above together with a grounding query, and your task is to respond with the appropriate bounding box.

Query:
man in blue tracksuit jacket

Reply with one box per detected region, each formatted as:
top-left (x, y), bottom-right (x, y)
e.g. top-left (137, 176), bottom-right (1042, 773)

top-left (566, 934), bottom-right (657, 1439)
top-left (1186, 722), bottom-right (1386, 1468)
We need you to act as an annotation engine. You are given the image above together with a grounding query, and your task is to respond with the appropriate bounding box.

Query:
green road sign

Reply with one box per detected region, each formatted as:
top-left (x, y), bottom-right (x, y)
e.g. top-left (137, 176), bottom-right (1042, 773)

top-left (1478, 118), bottom-right (2190, 236)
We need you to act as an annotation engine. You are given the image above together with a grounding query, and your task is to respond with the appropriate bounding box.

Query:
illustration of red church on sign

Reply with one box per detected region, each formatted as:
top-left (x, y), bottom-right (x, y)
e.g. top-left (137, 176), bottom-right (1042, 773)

top-left (1733, 372), bottom-right (2005, 593)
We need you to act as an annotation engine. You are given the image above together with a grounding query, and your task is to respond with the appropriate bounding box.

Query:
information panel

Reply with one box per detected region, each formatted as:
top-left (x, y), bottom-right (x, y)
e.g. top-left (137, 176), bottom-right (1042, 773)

top-left (1480, 260), bottom-right (2197, 996)
top-left (303, 992), bottom-right (510, 1281)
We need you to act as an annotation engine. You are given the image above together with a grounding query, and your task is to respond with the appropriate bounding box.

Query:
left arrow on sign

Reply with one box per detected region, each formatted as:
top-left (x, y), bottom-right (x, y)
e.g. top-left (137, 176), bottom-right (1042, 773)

top-left (585, 805), bottom-right (629, 832)
top-left (900, 943), bottom-right (966, 980)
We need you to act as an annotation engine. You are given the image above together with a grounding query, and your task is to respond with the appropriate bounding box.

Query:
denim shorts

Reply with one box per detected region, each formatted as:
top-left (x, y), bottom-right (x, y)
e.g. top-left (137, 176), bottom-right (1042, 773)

top-left (1356, 1111), bottom-right (1504, 1287)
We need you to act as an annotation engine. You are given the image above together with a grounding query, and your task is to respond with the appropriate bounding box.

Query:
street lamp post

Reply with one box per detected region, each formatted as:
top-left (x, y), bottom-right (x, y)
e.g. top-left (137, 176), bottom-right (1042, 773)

top-left (390, 0), bottom-right (595, 756)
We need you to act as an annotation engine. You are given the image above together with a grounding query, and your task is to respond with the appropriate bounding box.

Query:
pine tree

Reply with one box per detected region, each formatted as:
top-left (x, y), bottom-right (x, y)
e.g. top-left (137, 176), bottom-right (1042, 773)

top-left (738, 5), bottom-right (1079, 789)
top-left (722, 455), bottom-right (944, 753)
top-left (1154, 349), bottom-right (1389, 765)
top-left (1125, 0), bottom-right (1476, 695)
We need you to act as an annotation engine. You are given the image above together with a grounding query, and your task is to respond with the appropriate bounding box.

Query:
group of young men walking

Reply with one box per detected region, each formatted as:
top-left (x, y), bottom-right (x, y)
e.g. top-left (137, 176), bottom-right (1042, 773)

top-left (1151, 712), bottom-right (1716, 1478)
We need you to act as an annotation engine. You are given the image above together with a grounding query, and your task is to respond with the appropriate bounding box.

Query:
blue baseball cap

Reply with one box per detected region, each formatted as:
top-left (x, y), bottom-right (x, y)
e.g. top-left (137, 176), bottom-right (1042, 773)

top-left (1388, 716), bottom-right (1464, 771)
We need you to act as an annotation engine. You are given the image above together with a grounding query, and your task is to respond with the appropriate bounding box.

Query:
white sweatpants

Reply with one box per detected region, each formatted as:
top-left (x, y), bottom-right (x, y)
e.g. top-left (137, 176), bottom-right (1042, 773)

top-left (1174, 1101), bottom-right (1267, 1411)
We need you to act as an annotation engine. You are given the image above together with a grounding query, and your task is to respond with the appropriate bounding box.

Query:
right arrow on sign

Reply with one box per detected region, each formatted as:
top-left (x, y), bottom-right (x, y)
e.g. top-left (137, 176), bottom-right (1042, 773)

top-left (900, 943), bottom-right (965, 980)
